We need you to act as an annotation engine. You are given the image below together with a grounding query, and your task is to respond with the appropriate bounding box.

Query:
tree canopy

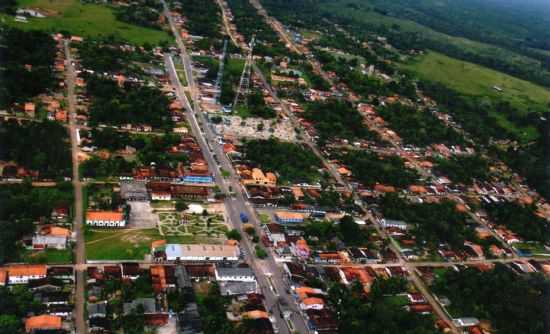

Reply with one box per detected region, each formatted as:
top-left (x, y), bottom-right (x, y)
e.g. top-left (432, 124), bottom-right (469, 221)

top-left (484, 202), bottom-right (550, 243)
top-left (0, 120), bottom-right (71, 178)
top-left (341, 150), bottom-right (419, 188)
top-left (304, 100), bottom-right (379, 143)
top-left (242, 138), bottom-right (322, 184)
top-left (433, 264), bottom-right (545, 334)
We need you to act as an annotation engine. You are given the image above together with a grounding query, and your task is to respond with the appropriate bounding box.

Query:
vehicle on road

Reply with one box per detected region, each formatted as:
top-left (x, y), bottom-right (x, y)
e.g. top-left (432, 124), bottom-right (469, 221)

top-left (240, 212), bottom-right (249, 223)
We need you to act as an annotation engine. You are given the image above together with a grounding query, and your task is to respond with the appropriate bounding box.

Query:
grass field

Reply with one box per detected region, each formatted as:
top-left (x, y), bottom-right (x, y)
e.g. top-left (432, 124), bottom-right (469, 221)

top-left (1, 0), bottom-right (172, 45)
top-left (319, 0), bottom-right (549, 86)
top-left (402, 51), bottom-right (550, 109)
top-left (85, 226), bottom-right (218, 260)
top-left (85, 228), bottom-right (161, 260)
top-left (402, 51), bottom-right (550, 140)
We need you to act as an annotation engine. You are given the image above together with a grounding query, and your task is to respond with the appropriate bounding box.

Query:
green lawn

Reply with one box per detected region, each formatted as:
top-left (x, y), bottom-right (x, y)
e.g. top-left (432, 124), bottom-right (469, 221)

top-left (1, 0), bottom-right (172, 45)
top-left (22, 248), bottom-right (73, 264)
top-left (85, 228), bottom-right (161, 260)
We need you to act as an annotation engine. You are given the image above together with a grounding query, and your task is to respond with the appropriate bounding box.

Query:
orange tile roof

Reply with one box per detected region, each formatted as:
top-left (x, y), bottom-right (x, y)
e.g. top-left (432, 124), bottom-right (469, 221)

top-left (302, 297), bottom-right (324, 305)
top-left (44, 226), bottom-right (71, 237)
top-left (25, 315), bottom-right (62, 332)
top-left (275, 211), bottom-right (307, 220)
top-left (24, 102), bottom-right (35, 113)
top-left (8, 264), bottom-right (47, 277)
top-left (151, 240), bottom-right (167, 249)
top-left (0, 268), bottom-right (7, 285)
top-left (86, 211), bottom-right (124, 221)
top-left (243, 310), bottom-right (269, 319)
top-left (374, 184), bottom-right (396, 193)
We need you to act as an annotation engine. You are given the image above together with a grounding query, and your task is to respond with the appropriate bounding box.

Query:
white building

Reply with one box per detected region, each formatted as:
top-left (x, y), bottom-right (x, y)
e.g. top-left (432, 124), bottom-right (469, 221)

top-left (380, 219), bottom-right (408, 230)
top-left (214, 266), bottom-right (255, 282)
top-left (165, 244), bottom-right (240, 261)
top-left (151, 191), bottom-right (172, 201)
top-left (86, 211), bottom-right (126, 228)
top-left (32, 226), bottom-right (71, 250)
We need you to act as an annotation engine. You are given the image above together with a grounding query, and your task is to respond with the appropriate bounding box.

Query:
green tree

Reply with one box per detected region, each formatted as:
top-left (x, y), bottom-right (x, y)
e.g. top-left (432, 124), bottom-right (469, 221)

top-left (0, 315), bottom-right (20, 334)
top-left (225, 229), bottom-right (242, 241)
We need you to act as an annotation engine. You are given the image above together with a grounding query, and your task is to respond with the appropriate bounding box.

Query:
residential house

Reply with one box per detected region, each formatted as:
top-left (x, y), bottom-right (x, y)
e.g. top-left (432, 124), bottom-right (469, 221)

top-left (274, 211), bottom-right (308, 224)
top-left (123, 298), bottom-right (168, 326)
top-left (7, 264), bottom-right (47, 284)
top-left (151, 191), bottom-right (172, 201)
top-left (290, 238), bottom-right (311, 260)
top-left (47, 267), bottom-right (74, 282)
top-left (171, 185), bottom-right (209, 201)
top-left (0, 268), bottom-right (6, 286)
top-left (32, 225), bottom-right (71, 250)
top-left (87, 301), bottom-right (108, 318)
top-left (380, 219), bottom-right (408, 230)
top-left (86, 211), bottom-right (126, 228)
top-left (25, 315), bottom-right (62, 333)
top-left (263, 223), bottom-right (286, 245)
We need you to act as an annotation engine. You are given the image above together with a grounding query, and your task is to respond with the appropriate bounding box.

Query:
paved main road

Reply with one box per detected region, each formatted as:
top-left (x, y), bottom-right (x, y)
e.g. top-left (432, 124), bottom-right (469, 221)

top-left (162, 17), bottom-right (310, 334)
top-left (64, 40), bottom-right (87, 334)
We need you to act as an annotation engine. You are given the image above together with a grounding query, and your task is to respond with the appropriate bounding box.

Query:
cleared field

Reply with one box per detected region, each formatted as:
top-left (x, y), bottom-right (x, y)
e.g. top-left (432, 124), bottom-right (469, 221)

top-left (85, 228), bottom-right (161, 260)
top-left (1, 0), bottom-right (171, 45)
top-left (402, 51), bottom-right (550, 140)
top-left (319, 0), bottom-right (550, 87)
top-left (402, 51), bottom-right (550, 109)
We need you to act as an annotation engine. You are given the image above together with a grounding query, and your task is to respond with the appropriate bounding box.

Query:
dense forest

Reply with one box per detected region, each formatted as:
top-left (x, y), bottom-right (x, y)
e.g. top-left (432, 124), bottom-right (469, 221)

top-left (483, 202), bottom-right (550, 243)
top-left (226, 0), bottom-right (289, 57)
top-left (115, 0), bottom-right (163, 30)
top-left (77, 39), bottom-right (155, 75)
top-left (0, 182), bottom-right (73, 264)
top-left (86, 76), bottom-right (173, 129)
top-left (242, 138), bottom-right (321, 184)
top-left (173, 0), bottom-right (223, 50)
top-left (0, 28), bottom-right (56, 108)
top-left (303, 215), bottom-right (371, 247)
top-left (378, 103), bottom-right (464, 147)
top-left (261, 0), bottom-right (550, 88)
top-left (328, 280), bottom-right (438, 334)
top-left (0, 120), bottom-right (72, 178)
top-left (304, 100), bottom-right (378, 143)
top-left (433, 264), bottom-right (546, 334)
top-left (341, 150), bottom-right (419, 188)
top-left (380, 193), bottom-right (475, 251)
top-left (433, 154), bottom-right (490, 185)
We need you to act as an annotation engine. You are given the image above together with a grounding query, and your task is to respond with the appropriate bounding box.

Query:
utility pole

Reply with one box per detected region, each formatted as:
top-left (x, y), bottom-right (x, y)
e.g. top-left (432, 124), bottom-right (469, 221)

top-left (232, 36), bottom-right (255, 111)
top-left (215, 38), bottom-right (228, 104)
